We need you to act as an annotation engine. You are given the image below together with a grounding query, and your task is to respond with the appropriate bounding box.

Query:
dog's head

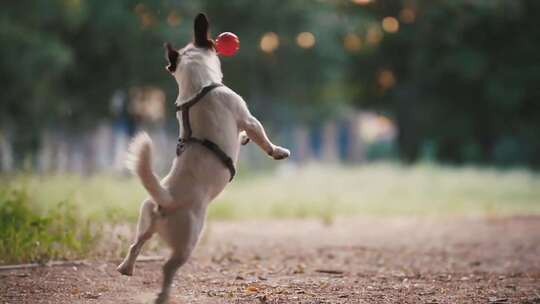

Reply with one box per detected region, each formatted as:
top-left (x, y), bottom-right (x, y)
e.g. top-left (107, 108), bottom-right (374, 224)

top-left (165, 13), bottom-right (223, 91)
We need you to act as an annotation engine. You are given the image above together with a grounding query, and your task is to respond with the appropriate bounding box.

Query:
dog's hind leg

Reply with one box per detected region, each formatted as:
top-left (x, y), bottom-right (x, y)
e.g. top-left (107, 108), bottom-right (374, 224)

top-left (117, 199), bottom-right (157, 276)
top-left (154, 251), bottom-right (190, 304)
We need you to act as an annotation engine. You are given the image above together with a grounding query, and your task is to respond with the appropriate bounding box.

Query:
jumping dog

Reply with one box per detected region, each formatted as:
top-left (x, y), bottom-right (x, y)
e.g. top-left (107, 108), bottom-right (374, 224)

top-left (116, 13), bottom-right (290, 304)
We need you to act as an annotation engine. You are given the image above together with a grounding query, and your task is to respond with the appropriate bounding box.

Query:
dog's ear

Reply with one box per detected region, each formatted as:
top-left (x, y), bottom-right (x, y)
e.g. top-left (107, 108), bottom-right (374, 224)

top-left (164, 42), bottom-right (179, 73)
top-left (193, 13), bottom-right (214, 49)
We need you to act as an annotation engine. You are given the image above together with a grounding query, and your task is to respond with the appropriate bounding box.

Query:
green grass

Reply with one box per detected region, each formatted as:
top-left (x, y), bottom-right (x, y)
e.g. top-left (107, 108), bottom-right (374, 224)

top-left (0, 187), bottom-right (98, 264)
top-left (15, 173), bottom-right (147, 222)
top-left (213, 162), bottom-right (540, 219)
top-left (1, 162), bottom-right (539, 264)
top-left (4, 162), bottom-right (540, 221)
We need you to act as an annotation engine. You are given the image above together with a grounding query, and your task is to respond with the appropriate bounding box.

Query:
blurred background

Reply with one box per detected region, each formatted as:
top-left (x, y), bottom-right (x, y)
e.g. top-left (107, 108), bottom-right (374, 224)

top-left (1, 0), bottom-right (540, 263)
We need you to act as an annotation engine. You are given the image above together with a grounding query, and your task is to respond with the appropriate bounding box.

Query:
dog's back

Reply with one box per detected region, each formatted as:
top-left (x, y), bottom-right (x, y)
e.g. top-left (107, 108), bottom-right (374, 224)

top-left (166, 86), bottom-right (245, 200)
top-left (185, 87), bottom-right (242, 161)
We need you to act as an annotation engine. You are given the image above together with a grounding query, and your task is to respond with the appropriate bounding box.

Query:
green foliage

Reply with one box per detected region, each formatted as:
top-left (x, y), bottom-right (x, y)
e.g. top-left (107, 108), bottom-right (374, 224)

top-left (347, 0), bottom-right (540, 167)
top-left (1, 0), bottom-right (354, 162)
top-left (0, 187), bottom-right (98, 264)
top-left (2, 0), bottom-right (540, 167)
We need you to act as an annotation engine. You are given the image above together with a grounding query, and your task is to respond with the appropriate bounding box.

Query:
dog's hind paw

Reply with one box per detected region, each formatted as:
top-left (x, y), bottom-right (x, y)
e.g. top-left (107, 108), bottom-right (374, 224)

top-left (270, 145), bottom-right (290, 160)
top-left (116, 263), bottom-right (134, 276)
top-left (154, 292), bottom-right (169, 304)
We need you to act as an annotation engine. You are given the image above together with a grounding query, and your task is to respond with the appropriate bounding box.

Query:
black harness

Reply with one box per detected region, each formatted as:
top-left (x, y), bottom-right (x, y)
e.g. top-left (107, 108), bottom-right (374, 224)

top-left (175, 83), bottom-right (236, 181)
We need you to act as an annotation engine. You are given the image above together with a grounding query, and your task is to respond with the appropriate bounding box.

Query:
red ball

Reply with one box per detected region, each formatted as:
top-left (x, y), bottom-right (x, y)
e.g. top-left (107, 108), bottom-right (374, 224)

top-left (215, 32), bottom-right (240, 56)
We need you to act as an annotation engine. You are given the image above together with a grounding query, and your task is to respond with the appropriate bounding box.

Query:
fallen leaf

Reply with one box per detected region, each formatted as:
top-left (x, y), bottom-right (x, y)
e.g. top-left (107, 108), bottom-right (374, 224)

top-left (246, 285), bottom-right (259, 292)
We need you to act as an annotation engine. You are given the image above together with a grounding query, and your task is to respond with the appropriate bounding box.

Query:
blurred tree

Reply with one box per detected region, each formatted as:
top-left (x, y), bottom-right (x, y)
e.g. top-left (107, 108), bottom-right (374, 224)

top-left (1, 1), bottom-right (73, 152)
top-left (1, 0), bottom-right (539, 167)
top-left (0, 0), bottom-right (193, 161)
top-left (345, 0), bottom-right (540, 167)
top-left (0, 0), bottom-right (348, 163)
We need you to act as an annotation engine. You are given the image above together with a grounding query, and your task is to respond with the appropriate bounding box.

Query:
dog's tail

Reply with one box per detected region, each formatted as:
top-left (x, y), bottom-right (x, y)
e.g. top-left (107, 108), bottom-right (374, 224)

top-left (126, 132), bottom-right (173, 208)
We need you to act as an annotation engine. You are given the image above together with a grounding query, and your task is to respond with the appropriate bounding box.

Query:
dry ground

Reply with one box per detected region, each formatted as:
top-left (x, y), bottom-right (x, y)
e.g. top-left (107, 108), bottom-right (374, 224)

top-left (2, 216), bottom-right (540, 304)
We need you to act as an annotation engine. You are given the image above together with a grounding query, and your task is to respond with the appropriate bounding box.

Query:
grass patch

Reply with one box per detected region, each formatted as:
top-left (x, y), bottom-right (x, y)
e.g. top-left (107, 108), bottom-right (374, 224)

top-left (211, 162), bottom-right (540, 219)
top-left (1, 162), bottom-right (539, 263)
top-left (2, 162), bottom-right (540, 222)
top-left (0, 187), bottom-right (99, 264)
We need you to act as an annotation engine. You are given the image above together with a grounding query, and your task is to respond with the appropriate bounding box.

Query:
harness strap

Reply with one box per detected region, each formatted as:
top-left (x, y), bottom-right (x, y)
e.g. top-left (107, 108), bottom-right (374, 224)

top-left (176, 83), bottom-right (223, 140)
top-left (175, 83), bottom-right (236, 182)
top-left (182, 138), bottom-right (236, 181)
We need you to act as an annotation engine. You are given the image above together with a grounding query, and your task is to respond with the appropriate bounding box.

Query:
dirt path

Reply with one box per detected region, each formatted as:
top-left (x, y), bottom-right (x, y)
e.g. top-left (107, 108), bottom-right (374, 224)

top-left (2, 216), bottom-right (540, 304)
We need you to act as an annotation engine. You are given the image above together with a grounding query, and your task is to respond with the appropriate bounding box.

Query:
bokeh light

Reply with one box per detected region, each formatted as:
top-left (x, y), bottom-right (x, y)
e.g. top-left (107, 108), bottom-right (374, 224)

top-left (366, 25), bottom-right (383, 45)
top-left (399, 8), bottom-right (416, 24)
top-left (351, 0), bottom-right (372, 5)
top-left (378, 68), bottom-right (396, 89)
top-left (167, 10), bottom-right (181, 27)
top-left (344, 33), bottom-right (362, 52)
top-left (296, 32), bottom-right (316, 49)
top-left (140, 14), bottom-right (155, 29)
top-left (260, 32), bottom-right (280, 53)
top-left (382, 17), bottom-right (399, 33)
top-left (134, 3), bottom-right (155, 29)
top-left (360, 114), bottom-right (395, 143)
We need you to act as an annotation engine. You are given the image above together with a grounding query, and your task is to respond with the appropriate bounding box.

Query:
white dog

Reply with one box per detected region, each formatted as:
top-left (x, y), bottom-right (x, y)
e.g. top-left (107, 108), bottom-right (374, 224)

top-left (116, 13), bottom-right (290, 304)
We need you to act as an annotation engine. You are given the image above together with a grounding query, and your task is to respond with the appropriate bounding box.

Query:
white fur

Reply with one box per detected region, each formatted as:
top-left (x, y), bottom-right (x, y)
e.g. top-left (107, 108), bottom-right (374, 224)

top-left (173, 44), bottom-right (223, 104)
top-left (117, 41), bottom-right (290, 303)
top-left (126, 132), bottom-right (173, 208)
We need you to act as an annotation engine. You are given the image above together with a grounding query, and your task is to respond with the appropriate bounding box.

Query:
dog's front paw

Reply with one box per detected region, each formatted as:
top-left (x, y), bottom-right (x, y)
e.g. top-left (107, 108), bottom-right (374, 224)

top-left (240, 135), bottom-right (250, 145)
top-left (270, 146), bottom-right (290, 160)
